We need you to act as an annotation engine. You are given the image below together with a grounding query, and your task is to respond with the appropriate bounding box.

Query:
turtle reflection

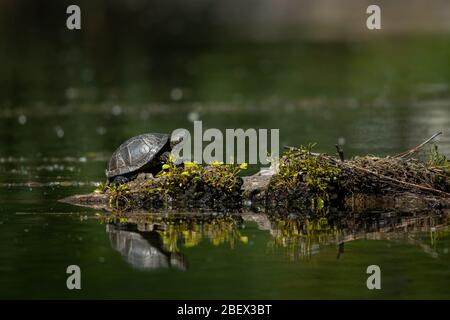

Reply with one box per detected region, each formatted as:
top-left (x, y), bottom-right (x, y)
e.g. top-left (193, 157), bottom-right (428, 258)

top-left (107, 224), bottom-right (188, 271)
top-left (105, 214), bottom-right (246, 270)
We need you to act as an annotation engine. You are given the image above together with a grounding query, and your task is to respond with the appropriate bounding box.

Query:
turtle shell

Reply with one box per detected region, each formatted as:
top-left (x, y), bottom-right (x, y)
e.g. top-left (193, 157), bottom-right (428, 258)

top-left (106, 133), bottom-right (170, 178)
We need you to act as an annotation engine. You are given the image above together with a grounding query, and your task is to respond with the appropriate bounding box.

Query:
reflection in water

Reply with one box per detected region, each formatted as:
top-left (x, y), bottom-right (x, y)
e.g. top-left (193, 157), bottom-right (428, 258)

top-left (103, 211), bottom-right (449, 270)
top-left (260, 212), bottom-right (450, 261)
top-left (105, 214), bottom-right (247, 270)
top-left (267, 217), bottom-right (338, 260)
top-left (107, 224), bottom-right (188, 271)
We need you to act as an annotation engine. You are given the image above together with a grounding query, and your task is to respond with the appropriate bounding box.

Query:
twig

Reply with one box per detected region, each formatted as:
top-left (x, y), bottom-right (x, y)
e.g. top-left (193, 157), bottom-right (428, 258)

top-left (335, 144), bottom-right (345, 162)
top-left (394, 132), bottom-right (442, 158)
top-left (283, 145), bottom-right (321, 156)
top-left (346, 163), bottom-right (450, 197)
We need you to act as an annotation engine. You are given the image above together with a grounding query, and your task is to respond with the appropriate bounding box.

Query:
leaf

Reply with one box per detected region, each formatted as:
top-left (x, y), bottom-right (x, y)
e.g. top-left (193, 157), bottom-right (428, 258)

top-left (239, 162), bottom-right (248, 170)
top-left (317, 197), bottom-right (325, 210)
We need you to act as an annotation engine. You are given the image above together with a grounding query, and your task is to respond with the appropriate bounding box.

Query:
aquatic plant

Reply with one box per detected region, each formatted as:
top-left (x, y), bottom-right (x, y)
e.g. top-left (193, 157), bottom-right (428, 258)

top-left (143, 159), bottom-right (246, 204)
top-left (428, 144), bottom-right (448, 167)
top-left (93, 158), bottom-right (247, 211)
top-left (94, 182), bottom-right (108, 194)
top-left (427, 145), bottom-right (450, 190)
top-left (106, 183), bottom-right (132, 210)
top-left (90, 140), bottom-right (449, 213)
top-left (270, 144), bottom-right (341, 212)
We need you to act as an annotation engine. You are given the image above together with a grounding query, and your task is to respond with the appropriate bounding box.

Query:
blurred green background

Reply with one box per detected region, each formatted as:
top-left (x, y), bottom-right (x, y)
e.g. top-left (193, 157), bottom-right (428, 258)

top-left (1, 0), bottom-right (449, 158)
top-left (0, 0), bottom-right (449, 299)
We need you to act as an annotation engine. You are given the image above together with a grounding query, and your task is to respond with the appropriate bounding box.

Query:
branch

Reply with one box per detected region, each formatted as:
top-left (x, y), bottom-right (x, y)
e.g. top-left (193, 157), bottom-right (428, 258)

top-left (393, 132), bottom-right (442, 158)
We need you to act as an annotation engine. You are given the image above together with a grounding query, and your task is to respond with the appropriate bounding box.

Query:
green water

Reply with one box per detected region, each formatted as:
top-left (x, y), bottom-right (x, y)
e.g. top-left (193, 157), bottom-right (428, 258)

top-left (0, 39), bottom-right (450, 299)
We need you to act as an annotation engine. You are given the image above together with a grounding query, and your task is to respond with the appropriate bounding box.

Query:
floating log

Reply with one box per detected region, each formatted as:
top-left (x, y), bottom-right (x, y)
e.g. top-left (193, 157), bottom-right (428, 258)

top-left (61, 135), bottom-right (450, 215)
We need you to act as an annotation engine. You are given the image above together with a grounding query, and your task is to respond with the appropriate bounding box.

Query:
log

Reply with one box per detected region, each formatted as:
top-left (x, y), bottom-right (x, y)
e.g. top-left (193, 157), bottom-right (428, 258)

top-left (60, 138), bottom-right (449, 214)
top-left (60, 170), bottom-right (450, 214)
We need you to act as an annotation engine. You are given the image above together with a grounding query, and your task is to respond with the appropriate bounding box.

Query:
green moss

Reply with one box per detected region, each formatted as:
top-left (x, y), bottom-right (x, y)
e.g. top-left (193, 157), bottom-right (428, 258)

top-left (144, 160), bottom-right (247, 197)
top-left (106, 183), bottom-right (133, 210)
top-left (271, 143), bottom-right (341, 212)
top-left (427, 144), bottom-right (450, 190)
top-left (99, 160), bottom-right (247, 211)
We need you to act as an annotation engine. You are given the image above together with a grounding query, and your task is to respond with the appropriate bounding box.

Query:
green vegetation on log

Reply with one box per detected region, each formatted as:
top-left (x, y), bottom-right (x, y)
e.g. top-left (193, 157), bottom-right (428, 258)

top-left (428, 145), bottom-right (450, 190)
top-left (144, 160), bottom-right (247, 197)
top-left (270, 144), bottom-right (341, 212)
top-left (97, 160), bottom-right (246, 211)
top-left (94, 143), bottom-right (449, 213)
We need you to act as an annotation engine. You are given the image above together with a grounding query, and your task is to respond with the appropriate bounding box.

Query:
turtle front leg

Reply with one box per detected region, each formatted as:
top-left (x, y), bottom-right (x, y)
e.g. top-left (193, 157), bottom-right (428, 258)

top-left (111, 176), bottom-right (129, 185)
top-left (160, 151), bottom-right (171, 164)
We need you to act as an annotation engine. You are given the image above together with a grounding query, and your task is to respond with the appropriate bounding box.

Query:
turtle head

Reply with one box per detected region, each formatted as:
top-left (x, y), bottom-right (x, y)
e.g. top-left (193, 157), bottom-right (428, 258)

top-left (169, 130), bottom-right (187, 149)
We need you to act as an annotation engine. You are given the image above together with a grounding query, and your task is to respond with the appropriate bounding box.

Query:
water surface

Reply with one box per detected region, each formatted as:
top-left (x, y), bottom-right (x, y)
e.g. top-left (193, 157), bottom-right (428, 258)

top-left (0, 39), bottom-right (449, 299)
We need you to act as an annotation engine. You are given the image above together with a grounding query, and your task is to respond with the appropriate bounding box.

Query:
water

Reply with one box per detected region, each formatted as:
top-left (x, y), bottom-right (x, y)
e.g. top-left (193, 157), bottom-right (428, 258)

top-left (0, 39), bottom-right (450, 299)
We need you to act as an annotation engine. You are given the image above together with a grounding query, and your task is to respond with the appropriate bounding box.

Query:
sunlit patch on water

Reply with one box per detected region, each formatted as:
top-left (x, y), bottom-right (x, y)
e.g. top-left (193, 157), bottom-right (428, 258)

top-left (5, 164), bottom-right (77, 175)
top-left (0, 154), bottom-right (109, 163)
top-left (0, 181), bottom-right (101, 188)
top-left (0, 154), bottom-right (108, 187)
top-left (15, 211), bottom-right (94, 216)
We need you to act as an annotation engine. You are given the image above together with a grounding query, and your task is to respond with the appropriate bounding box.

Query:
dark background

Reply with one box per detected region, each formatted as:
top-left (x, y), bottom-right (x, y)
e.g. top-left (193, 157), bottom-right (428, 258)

top-left (2, 0), bottom-right (450, 107)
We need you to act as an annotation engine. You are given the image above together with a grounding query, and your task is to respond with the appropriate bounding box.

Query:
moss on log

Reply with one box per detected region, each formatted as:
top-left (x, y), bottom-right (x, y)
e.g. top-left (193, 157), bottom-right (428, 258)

top-left (61, 144), bottom-right (450, 214)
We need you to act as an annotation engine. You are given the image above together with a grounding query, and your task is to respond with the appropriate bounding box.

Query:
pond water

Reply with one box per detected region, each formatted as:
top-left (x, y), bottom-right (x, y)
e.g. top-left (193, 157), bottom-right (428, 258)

top-left (0, 39), bottom-right (449, 299)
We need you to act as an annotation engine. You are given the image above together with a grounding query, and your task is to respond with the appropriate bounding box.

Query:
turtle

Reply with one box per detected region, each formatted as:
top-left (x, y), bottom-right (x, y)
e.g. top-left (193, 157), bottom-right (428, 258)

top-left (106, 133), bottom-right (182, 185)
